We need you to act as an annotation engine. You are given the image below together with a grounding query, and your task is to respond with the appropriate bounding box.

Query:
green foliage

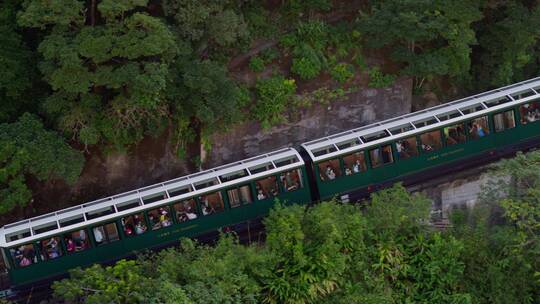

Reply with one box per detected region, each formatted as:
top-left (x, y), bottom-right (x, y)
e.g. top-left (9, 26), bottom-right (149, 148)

top-left (262, 201), bottom-right (366, 304)
top-left (154, 236), bottom-right (263, 304)
top-left (291, 56), bottom-right (322, 80)
top-left (167, 59), bottom-right (248, 133)
top-left (359, 0), bottom-right (483, 87)
top-left (53, 180), bottom-right (540, 303)
top-left (0, 0), bottom-right (38, 123)
top-left (53, 259), bottom-right (190, 304)
top-left (330, 63), bottom-right (355, 83)
top-left (249, 56), bottom-right (265, 72)
top-left (471, 3), bottom-right (540, 89)
top-left (163, 0), bottom-right (250, 54)
top-left (18, 0), bottom-right (177, 148)
top-left (368, 67), bottom-right (396, 88)
top-left (283, 20), bottom-right (330, 80)
top-left (281, 0), bottom-right (332, 18)
top-left (0, 114), bottom-right (84, 213)
top-left (253, 76), bottom-right (296, 129)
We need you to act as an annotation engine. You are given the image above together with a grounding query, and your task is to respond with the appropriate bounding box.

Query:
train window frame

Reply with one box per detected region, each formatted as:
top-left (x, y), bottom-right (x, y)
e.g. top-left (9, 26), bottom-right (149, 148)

top-left (369, 144), bottom-right (394, 169)
top-left (121, 213), bottom-right (147, 237)
top-left (39, 236), bottom-right (63, 261)
top-left (255, 175), bottom-right (280, 201)
top-left (519, 100), bottom-right (540, 125)
top-left (493, 110), bottom-right (516, 133)
top-left (173, 199), bottom-right (199, 223)
top-left (342, 151), bottom-right (367, 175)
top-left (226, 184), bottom-right (253, 208)
top-left (396, 136), bottom-right (419, 159)
top-left (10, 244), bottom-right (37, 268)
top-left (419, 130), bottom-right (443, 153)
top-left (466, 116), bottom-right (490, 140)
top-left (92, 222), bottom-right (120, 246)
top-left (63, 229), bottom-right (91, 254)
top-left (443, 124), bottom-right (466, 146)
top-left (279, 169), bottom-right (304, 192)
top-left (147, 206), bottom-right (173, 230)
top-left (318, 158), bottom-right (342, 182)
top-left (199, 191), bottom-right (225, 216)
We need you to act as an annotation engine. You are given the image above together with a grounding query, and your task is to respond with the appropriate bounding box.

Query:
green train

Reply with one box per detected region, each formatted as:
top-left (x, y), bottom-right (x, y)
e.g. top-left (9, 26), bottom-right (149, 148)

top-left (1, 77), bottom-right (540, 290)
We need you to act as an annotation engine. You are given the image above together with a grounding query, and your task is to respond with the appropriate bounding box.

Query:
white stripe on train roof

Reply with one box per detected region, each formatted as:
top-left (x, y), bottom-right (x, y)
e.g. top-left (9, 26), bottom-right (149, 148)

top-left (0, 147), bottom-right (304, 247)
top-left (302, 76), bottom-right (540, 162)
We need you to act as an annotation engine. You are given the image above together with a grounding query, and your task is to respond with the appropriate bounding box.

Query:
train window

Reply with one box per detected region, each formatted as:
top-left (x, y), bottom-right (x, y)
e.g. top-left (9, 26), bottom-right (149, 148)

top-left (121, 213), bottom-right (147, 236)
top-left (116, 199), bottom-right (140, 212)
top-left (493, 110), bottom-right (516, 133)
top-left (142, 193), bottom-right (167, 205)
top-left (361, 130), bottom-right (389, 143)
top-left (460, 104), bottom-right (485, 115)
top-left (413, 117), bottom-right (438, 128)
top-left (59, 215), bottom-right (85, 228)
top-left (6, 229), bottom-right (31, 242)
top-left (467, 116), bottom-right (490, 140)
top-left (313, 145), bottom-right (337, 157)
top-left (343, 152), bottom-right (367, 174)
top-left (168, 185), bottom-right (192, 197)
top-left (396, 137), bottom-right (418, 159)
top-left (519, 101), bottom-right (540, 124)
top-left (255, 176), bottom-right (279, 200)
top-left (64, 229), bottom-right (91, 253)
top-left (86, 206), bottom-right (115, 220)
top-left (147, 207), bottom-right (172, 230)
top-left (444, 124), bottom-right (466, 146)
top-left (511, 89), bottom-right (535, 100)
top-left (220, 170), bottom-right (248, 183)
top-left (275, 156), bottom-right (299, 168)
top-left (420, 130), bottom-right (442, 152)
top-left (93, 223), bottom-right (120, 246)
top-left (249, 162), bottom-right (274, 175)
top-left (370, 145), bottom-right (393, 168)
top-left (33, 222), bottom-right (58, 235)
top-left (485, 97), bottom-right (511, 108)
top-left (280, 169), bottom-right (304, 192)
top-left (437, 110), bottom-right (461, 122)
top-left (173, 199), bottom-right (198, 222)
top-left (39, 237), bottom-right (63, 261)
top-left (318, 159), bottom-right (341, 181)
top-left (194, 178), bottom-right (218, 190)
top-left (227, 185), bottom-right (253, 208)
top-left (199, 192), bottom-right (225, 215)
top-left (336, 138), bottom-right (361, 150)
top-left (10, 244), bottom-right (36, 268)
top-left (389, 123), bottom-right (414, 135)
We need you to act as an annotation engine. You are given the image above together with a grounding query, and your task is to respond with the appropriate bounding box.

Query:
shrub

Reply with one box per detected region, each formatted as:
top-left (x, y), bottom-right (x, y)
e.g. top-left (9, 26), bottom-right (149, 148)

top-left (368, 67), bottom-right (396, 88)
top-left (249, 56), bottom-right (265, 72)
top-left (260, 47), bottom-right (280, 62)
top-left (254, 76), bottom-right (296, 128)
top-left (330, 63), bottom-right (355, 83)
top-left (291, 57), bottom-right (321, 80)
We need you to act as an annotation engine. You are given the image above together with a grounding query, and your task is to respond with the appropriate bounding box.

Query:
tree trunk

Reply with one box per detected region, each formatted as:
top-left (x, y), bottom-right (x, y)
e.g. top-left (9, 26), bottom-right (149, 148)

top-left (91, 0), bottom-right (96, 26)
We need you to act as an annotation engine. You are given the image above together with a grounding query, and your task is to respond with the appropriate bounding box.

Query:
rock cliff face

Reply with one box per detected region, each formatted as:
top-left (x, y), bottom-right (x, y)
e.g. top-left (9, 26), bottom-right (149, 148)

top-left (207, 77), bottom-right (413, 166)
top-left (0, 77), bottom-right (412, 225)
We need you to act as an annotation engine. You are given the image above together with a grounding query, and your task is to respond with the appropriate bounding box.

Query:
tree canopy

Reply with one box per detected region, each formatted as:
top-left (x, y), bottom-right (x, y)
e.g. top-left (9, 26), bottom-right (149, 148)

top-left (0, 114), bottom-right (84, 213)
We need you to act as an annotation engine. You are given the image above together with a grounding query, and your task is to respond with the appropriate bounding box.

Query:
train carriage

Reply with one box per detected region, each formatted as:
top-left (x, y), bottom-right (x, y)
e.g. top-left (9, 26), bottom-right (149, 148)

top-left (0, 148), bottom-right (310, 287)
top-left (301, 77), bottom-right (540, 201)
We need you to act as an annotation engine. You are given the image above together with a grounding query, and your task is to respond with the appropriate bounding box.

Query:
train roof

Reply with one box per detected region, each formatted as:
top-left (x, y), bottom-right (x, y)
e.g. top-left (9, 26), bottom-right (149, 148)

top-left (0, 147), bottom-right (304, 247)
top-left (302, 76), bottom-right (540, 162)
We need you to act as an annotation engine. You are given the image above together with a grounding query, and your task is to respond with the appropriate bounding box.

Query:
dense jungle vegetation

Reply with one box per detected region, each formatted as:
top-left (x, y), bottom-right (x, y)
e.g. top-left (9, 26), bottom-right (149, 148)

top-left (2, 0), bottom-right (540, 216)
top-left (48, 151), bottom-right (540, 303)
